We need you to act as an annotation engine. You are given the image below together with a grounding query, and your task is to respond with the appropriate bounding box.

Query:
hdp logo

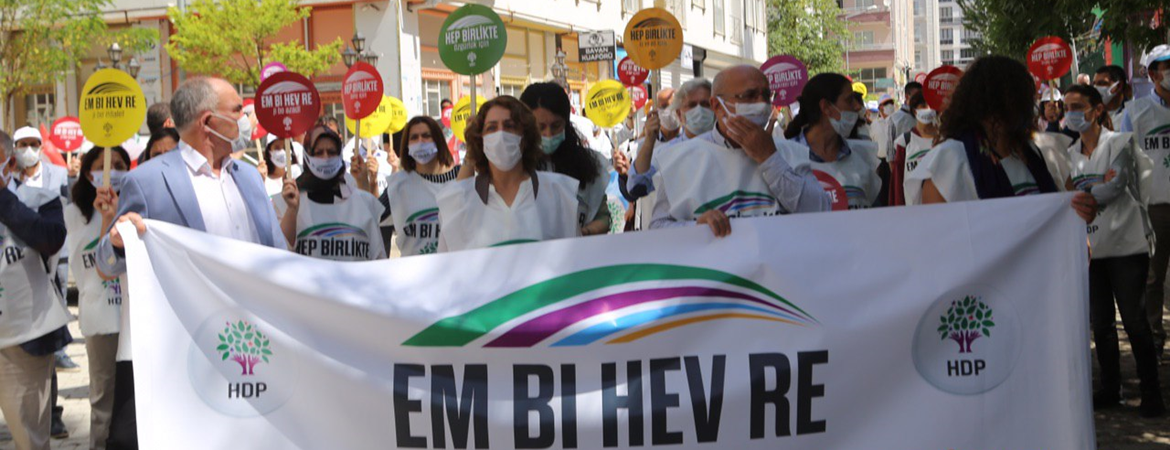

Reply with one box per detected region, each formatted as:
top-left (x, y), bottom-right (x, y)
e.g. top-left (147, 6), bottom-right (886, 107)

top-left (693, 191), bottom-right (778, 217)
top-left (404, 264), bottom-right (817, 348)
top-left (937, 296), bottom-right (995, 353)
top-left (217, 320), bottom-right (272, 376)
top-left (913, 286), bottom-right (1020, 395)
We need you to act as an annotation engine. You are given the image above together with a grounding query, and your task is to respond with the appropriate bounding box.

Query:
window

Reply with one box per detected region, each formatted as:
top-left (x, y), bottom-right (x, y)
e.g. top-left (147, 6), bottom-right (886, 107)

top-left (666, 0), bottom-right (687, 26)
top-left (745, 0), bottom-right (762, 30)
top-left (915, 50), bottom-right (923, 68)
top-left (713, 0), bottom-right (725, 35)
top-left (941, 50), bottom-right (954, 66)
top-left (623, 0), bottom-right (640, 16)
top-left (24, 92), bottom-right (54, 129)
top-left (854, 0), bottom-right (876, 9)
top-left (499, 84), bottom-right (524, 99)
top-left (940, 7), bottom-right (953, 23)
top-left (422, 79), bottom-right (452, 118)
top-left (914, 28), bottom-right (923, 44)
top-left (913, 0), bottom-right (924, 16)
top-left (857, 67), bottom-right (887, 93)
top-left (960, 48), bottom-right (977, 59)
top-left (940, 28), bottom-right (953, 45)
top-left (854, 31), bottom-right (875, 48)
top-left (692, 0), bottom-right (705, 8)
top-left (962, 28), bottom-right (979, 41)
top-left (729, 0), bottom-right (743, 43)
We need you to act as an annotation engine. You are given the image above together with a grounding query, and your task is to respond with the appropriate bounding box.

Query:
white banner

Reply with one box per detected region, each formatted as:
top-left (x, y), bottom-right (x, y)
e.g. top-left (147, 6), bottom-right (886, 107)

top-left (123, 194), bottom-right (1094, 449)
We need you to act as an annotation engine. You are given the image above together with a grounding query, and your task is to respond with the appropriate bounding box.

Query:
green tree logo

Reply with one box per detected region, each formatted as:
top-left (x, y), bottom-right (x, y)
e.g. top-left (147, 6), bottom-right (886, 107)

top-left (937, 296), bottom-right (995, 353)
top-left (217, 320), bottom-right (272, 376)
top-left (1163, 155), bottom-right (1170, 169)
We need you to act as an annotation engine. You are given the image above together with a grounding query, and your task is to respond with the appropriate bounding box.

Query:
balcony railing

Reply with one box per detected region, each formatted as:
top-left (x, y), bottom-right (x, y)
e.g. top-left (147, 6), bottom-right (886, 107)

top-left (851, 42), bottom-right (896, 51)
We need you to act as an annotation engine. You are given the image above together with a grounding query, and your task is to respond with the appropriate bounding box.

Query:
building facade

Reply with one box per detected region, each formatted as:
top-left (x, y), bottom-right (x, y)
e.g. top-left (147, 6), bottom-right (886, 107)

top-left (937, 0), bottom-right (979, 69)
top-left (839, 0), bottom-right (915, 100)
top-left (912, 0), bottom-right (940, 77)
top-left (14, 0), bottom-right (768, 136)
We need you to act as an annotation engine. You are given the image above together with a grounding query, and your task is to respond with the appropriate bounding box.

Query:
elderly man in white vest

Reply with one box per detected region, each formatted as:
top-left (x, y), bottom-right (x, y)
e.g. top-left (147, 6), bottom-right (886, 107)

top-left (648, 65), bottom-right (830, 236)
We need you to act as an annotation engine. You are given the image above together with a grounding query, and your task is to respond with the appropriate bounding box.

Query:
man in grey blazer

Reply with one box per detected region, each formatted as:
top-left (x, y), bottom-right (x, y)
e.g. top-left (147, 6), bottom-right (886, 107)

top-left (93, 76), bottom-right (287, 450)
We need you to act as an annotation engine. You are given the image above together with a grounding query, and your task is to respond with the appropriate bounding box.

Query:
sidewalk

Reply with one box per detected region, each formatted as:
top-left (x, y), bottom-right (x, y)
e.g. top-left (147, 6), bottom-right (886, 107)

top-left (2, 307), bottom-right (1170, 449)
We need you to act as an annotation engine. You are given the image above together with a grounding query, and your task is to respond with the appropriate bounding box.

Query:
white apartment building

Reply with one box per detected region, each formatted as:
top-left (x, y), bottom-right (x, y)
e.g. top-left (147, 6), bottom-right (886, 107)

top-left (911, 0), bottom-right (940, 77)
top-left (936, 0), bottom-right (979, 69)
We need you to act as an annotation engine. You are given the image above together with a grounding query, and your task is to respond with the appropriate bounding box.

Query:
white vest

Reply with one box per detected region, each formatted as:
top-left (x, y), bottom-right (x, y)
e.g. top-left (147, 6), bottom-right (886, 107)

top-left (1129, 96), bottom-right (1170, 205)
top-left (436, 172), bottom-right (580, 252)
top-left (904, 139), bottom-right (1050, 205)
top-left (1068, 131), bottom-right (1151, 258)
top-left (64, 205), bottom-right (122, 336)
top-left (576, 152), bottom-right (611, 227)
top-left (280, 189), bottom-right (386, 261)
top-left (896, 130), bottom-right (934, 175)
top-left (780, 139), bottom-right (881, 210)
top-left (653, 137), bottom-right (788, 222)
top-left (384, 171), bottom-right (447, 257)
top-left (0, 185), bottom-right (70, 349)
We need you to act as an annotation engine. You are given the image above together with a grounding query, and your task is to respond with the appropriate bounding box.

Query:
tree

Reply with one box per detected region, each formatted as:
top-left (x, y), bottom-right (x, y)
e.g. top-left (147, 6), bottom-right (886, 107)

top-left (937, 296), bottom-right (995, 354)
top-left (0, 0), bottom-right (157, 129)
top-left (960, 0), bottom-right (1170, 63)
top-left (218, 320), bottom-right (273, 376)
top-left (166, 0), bottom-right (344, 89)
top-left (766, 0), bottom-right (852, 76)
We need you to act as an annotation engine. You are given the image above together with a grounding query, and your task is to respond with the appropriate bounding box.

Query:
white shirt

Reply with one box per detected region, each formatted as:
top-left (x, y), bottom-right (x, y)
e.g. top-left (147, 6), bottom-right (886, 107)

top-left (179, 141), bottom-right (261, 243)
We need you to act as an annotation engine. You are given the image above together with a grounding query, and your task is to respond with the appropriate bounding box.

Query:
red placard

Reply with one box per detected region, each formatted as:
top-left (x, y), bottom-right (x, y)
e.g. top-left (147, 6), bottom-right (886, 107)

top-left (923, 65), bottom-right (963, 111)
top-left (243, 99), bottom-right (267, 140)
top-left (441, 107), bottom-right (453, 129)
top-left (1027, 36), bottom-right (1073, 80)
top-left (814, 170), bottom-right (848, 211)
top-left (255, 72), bottom-right (321, 139)
top-left (342, 62), bottom-right (384, 120)
top-left (49, 116), bottom-right (83, 152)
top-left (760, 55), bottom-right (808, 107)
top-left (629, 85), bottom-right (649, 110)
top-left (618, 57), bottom-right (649, 87)
top-left (914, 72), bottom-right (927, 84)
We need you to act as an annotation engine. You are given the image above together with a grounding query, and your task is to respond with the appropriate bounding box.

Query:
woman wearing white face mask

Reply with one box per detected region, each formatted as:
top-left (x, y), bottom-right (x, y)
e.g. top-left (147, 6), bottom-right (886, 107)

top-left (259, 137), bottom-right (302, 198)
top-left (380, 116), bottom-right (460, 256)
top-left (520, 82), bottom-right (611, 236)
top-left (436, 96), bottom-right (580, 252)
top-left (63, 146), bottom-right (131, 449)
top-left (276, 125), bottom-right (386, 261)
top-left (1064, 83), bottom-right (1165, 417)
top-left (890, 92), bottom-right (938, 206)
top-left (780, 73), bottom-right (882, 210)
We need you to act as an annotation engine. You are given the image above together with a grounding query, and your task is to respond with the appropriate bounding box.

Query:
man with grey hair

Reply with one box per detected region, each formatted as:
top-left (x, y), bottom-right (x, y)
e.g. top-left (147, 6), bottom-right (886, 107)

top-left (94, 76), bottom-right (286, 450)
top-left (648, 65), bottom-right (829, 235)
top-left (0, 128), bottom-right (73, 450)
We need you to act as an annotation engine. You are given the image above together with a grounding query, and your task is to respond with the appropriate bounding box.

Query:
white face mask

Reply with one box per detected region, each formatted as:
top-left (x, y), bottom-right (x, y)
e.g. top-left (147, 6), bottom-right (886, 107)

top-left (1063, 111), bottom-right (1093, 133)
top-left (0, 156), bottom-right (11, 185)
top-left (684, 106), bottom-right (715, 135)
top-left (881, 104), bottom-right (896, 116)
top-left (305, 155), bottom-right (343, 179)
top-left (1095, 82), bottom-right (1118, 105)
top-left (482, 131), bottom-right (523, 171)
top-left (206, 112), bottom-right (253, 152)
top-left (14, 146), bottom-right (40, 169)
top-left (659, 108), bottom-right (681, 131)
top-left (91, 170), bottom-right (128, 191)
top-left (409, 141), bottom-right (439, 165)
top-left (1160, 70), bottom-right (1170, 91)
top-left (269, 149), bottom-right (288, 168)
top-left (718, 98), bottom-right (772, 128)
top-left (915, 108), bottom-right (938, 125)
top-left (829, 105), bottom-right (858, 138)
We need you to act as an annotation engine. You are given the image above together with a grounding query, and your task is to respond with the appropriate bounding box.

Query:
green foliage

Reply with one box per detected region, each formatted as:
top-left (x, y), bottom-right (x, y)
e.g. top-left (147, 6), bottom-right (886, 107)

top-left (937, 296), bottom-right (995, 339)
top-left (766, 0), bottom-right (852, 76)
top-left (218, 320), bottom-right (273, 363)
top-left (0, 0), bottom-right (157, 127)
top-left (166, 0), bottom-right (344, 89)
top-left (960, 0), bottom-right (1170, 61)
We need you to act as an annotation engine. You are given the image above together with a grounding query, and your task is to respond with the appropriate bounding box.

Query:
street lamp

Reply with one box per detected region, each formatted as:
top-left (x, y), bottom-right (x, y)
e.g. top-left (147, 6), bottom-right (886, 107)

top-left (351, 32), bottom-right (366, 53)
top-left (342, 46), bottom-right (358, 68)
top-left (108, 42), bottom-right (123, 69)
top-left (128, 57), bottom-right (142, 78)
top-left (360, 51), bottom-right (378, 66)
top-left (551, 49), bottom-right (568, 91)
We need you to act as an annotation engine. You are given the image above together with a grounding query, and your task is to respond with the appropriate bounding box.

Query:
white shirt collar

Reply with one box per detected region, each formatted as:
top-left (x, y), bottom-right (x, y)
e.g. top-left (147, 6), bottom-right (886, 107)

top-left (179, 140), bottom-right (234, 177)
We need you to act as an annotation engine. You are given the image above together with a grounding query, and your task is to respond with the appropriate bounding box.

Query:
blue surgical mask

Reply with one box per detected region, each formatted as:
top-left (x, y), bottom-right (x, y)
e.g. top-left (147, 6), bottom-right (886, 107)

top-left (684, 106), bottom-right (716, 135)
top-left (1063, 111), bottom-right (1092, 133)
top-left (541, 131), bottom-right (566, 155)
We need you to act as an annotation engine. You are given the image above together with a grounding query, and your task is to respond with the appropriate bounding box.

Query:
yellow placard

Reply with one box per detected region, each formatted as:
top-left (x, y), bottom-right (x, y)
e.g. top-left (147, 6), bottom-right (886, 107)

top-left (623, 8), bottom-right (683, 71)
top-left (584, 79), bottom-right (631, 129)
top-left (385, 96), bottom-right (408, 135)
top-left (451, 95), bottom-right (486, 142)
top-left (852, 82), bottom-right (868, 98)
top-left (345, 95), bottom-right (394, 138)
top-left (79, 69), bottom-right (146, 147)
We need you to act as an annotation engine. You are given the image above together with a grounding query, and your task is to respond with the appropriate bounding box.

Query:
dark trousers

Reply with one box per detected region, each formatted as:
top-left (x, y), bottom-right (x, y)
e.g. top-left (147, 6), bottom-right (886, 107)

top-left (1145, 204), bottom-right (1170, 353)
top-left (1091, 254), bottom-right (1162, 396)
top-left (106, 361), bottom-right (137, 450)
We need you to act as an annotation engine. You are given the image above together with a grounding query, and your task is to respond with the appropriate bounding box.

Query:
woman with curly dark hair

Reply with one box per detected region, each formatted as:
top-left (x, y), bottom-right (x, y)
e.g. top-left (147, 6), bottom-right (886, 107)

top-left (436, 96), bottom-right (580, 252)
top-left (520, 82), bottom-right (612, 235)
top-left (903, 56), bottom-right (1097, 224)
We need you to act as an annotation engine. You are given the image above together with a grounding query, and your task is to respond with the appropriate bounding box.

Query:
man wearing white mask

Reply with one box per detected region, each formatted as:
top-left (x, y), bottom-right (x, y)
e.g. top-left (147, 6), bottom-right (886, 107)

top-left (1122, 45), bottom-right (1170, 360)
top-left (0, 129), bottom-right (73, 450)
top-left (649, 65), bottom-right (829, 235)
top-left (95, 77), bottom-right (286, 450)
top-left (1094, 65), bottom-right (1132, 129)
top-left (889, 82), bottom-right (922, 145)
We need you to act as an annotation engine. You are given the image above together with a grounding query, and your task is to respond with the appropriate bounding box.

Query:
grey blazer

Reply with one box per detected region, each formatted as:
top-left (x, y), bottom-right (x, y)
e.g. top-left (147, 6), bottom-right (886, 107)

top-left (96, 147), bottom-right (286, 276)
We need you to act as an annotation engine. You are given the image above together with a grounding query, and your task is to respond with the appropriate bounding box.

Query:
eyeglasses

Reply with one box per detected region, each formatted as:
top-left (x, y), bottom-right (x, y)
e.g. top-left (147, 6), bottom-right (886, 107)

top-left (719, 88), bottom-right (773, 103)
